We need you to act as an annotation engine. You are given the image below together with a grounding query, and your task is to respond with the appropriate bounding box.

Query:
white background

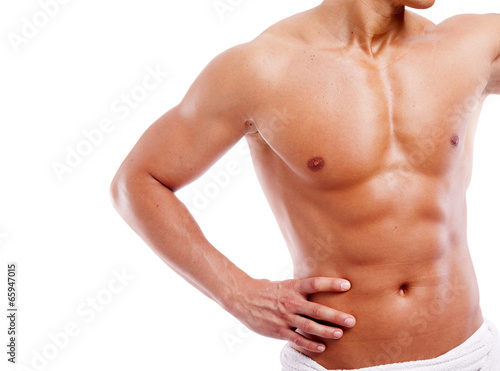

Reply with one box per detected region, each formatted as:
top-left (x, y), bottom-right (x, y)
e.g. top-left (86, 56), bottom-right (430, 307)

top-left (1, 1), bottom-right (499, 370)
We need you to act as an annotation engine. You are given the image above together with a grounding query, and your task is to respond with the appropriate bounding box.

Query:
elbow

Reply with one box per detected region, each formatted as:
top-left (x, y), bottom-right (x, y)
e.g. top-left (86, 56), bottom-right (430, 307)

top-left (110, 169), bottom-right (128, 215)
top-left (110, 166), bottom-right (168, 216)
top-left (109, 167), bottom-right (139, 216)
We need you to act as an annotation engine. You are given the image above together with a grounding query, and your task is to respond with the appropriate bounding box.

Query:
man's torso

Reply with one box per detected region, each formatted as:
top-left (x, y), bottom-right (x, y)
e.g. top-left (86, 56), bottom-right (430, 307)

top-left (242, 8), bottom-right (491, 369)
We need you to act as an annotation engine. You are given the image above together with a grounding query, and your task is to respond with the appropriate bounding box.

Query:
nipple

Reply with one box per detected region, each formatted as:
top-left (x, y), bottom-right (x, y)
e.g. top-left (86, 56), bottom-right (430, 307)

top-left (307, 157), bottom-right (325, 172)
top-left (450, 135), bottom-right (459, 147)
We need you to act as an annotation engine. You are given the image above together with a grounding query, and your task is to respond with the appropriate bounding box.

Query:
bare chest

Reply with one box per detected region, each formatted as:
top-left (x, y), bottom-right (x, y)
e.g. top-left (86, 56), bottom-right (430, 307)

top-left (251, 48), bottom-right (486, 188)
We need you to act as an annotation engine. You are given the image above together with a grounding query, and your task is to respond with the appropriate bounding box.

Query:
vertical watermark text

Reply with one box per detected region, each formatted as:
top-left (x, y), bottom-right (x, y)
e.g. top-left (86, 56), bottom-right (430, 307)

top-left (6, 263), bottom-right (18, 364)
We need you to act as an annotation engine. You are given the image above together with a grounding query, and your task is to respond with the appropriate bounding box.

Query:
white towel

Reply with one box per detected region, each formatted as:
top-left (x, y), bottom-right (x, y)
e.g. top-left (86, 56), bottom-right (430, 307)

top-left (281, 319), bottom-right (500, 371)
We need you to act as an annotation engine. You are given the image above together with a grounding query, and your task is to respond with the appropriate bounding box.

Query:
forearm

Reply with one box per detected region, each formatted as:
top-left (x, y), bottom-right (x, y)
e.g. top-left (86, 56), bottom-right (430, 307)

top-left (110, 170), bottom-right (251, 311)
top-left (111, 170), bottom-right (356, 353)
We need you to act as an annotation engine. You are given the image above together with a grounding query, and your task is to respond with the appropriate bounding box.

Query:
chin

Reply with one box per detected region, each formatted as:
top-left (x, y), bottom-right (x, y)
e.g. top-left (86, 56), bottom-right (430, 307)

top-left (403, 0), bottom-right (436, 9)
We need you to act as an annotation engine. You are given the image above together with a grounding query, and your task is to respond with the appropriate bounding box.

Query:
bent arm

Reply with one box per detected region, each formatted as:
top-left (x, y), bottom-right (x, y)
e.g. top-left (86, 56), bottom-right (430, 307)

top-left (110, 45), bottom-right (256, 310)
top-left (110, 40), bottom-right (356, 352)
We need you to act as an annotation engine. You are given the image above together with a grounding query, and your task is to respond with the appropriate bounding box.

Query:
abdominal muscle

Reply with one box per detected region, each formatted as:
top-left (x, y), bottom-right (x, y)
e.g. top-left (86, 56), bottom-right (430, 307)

top-left (278, 171), bottom-right (484, 368)
top-left (250, 128), bottom-right (485, 368)
top-left (288, 219), bottom-right (483, 369)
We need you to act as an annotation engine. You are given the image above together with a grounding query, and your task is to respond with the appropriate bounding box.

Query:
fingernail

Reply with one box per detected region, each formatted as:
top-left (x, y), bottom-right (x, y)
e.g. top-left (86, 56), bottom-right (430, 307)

top-left (317, 345), bottom-right (325, 352)
top-left (341, 281), bottom-right (351, 291)
top-left (334, 330), bottom-right (342, 339)
top-left (345, 318), bottom-right (355, 327)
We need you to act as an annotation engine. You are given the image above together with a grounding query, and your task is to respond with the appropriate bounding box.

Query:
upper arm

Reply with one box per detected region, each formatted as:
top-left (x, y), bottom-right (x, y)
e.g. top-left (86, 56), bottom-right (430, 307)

top-left (115, 43), bottom-right (261, 192)
top-left (484, 13), bottom-right (500, 95)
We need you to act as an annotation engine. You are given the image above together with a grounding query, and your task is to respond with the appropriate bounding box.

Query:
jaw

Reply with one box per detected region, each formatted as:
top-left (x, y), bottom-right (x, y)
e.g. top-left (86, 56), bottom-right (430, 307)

top-left (400, 0), bottom-right (436, 10)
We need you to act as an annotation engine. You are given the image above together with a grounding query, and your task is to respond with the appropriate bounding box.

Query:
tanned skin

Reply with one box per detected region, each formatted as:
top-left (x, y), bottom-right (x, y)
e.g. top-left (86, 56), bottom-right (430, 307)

top-left (111, 0), bottom-right (500, 369)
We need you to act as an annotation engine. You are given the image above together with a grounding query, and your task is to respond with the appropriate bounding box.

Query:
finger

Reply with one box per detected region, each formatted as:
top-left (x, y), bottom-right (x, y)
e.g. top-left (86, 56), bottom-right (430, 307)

top-left (298, 303), bottom-right (356, 328)
top-left (297, 277), bottom-right (351, 295)
top-left (283, 329), bottom-right (328, 353)
top-left (291, 315), bottom-right (344, 340)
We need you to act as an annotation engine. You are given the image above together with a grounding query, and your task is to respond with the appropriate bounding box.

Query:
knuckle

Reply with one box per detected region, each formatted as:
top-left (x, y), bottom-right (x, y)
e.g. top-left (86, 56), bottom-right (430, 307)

top-left (310, 305), bottom-right (323, 319)
top-left (309, 278), bottom-right (319, 291)
top-left (292, 335), bottom-right (303, 346)
top-left (302, 319), bottom-right (312, 333)
top-left (279, 296), bottom-right (297, 311)
top-left (307, 342), bottom-right (318, 353)
top-left (278, 296), bottom-right (290, 310)
top-left (332, 311), bottom-right (344, 325)
top-left (281, 279), bottom-right (296, 290)
top-left (275, 326), bottom-right (287, 339)
top-left (303, 339), bottom-right (316, 351)
top-left (306, 342), bottom-right (316, 351)
top-left (278, 312), bottom-right (293, 325)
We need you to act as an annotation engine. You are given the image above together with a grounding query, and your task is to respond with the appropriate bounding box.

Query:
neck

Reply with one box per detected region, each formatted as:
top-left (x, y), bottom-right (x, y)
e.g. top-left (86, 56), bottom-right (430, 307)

top-left (318, 0), bottom-right (407, 55)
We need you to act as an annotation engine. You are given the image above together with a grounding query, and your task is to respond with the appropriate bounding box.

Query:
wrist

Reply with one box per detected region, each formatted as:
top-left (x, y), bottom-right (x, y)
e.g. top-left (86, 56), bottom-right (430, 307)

top-left (219, 273), bottom-right (261, 317)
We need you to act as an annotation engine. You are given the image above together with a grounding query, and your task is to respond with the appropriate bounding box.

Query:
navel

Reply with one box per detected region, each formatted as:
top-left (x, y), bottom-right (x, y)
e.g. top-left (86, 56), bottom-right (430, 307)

top-left (307, 157), bottom-right (325, 172)
top-left (450, 135), bottom-right (459, 147)
top-left (398, 283), bottom-right (410, 296)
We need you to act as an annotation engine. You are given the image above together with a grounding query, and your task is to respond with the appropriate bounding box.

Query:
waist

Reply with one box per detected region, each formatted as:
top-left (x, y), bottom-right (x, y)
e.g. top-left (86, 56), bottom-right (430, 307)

top-left (284, 319), bottom-right (498, 371)
top-left (292, 257), bottom-right (482, 369)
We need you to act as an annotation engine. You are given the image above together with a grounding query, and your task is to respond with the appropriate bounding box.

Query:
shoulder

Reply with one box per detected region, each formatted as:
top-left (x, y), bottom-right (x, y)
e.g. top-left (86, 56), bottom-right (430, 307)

top-left (417, 13), bottom-right (499, 67)
top-left (177, 14), bottom-right (310, 125)
top-left (430, 13), bottom-right (499, 55)
top-left (182, 13), bottom-right (309, 109)
top-left (422, 13), bottom-right (500, 95)
top-left (232, 11), bottom-right (313, 81)
top-left (213, 7), bottom-right (318, 76)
